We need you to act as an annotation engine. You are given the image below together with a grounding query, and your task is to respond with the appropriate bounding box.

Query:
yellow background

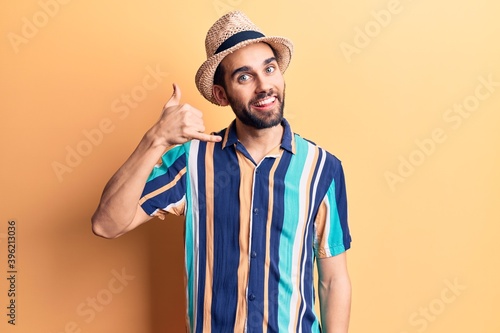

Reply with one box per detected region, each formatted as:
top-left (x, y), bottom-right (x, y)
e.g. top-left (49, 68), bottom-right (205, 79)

top-left (1, 0), bottom-right (499, 332)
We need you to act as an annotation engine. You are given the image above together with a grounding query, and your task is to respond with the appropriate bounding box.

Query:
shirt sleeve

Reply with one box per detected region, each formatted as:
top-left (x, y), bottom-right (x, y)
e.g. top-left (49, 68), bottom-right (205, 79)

top-left (314, 160), bottom-right (351, 258)
top-left (139, 144), bottom-right (188, 218)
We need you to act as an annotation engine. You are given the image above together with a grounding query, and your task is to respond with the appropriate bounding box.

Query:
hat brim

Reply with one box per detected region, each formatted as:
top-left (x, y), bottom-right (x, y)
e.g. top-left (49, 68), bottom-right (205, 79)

top-left (195, 36), bottom-right (293, 105)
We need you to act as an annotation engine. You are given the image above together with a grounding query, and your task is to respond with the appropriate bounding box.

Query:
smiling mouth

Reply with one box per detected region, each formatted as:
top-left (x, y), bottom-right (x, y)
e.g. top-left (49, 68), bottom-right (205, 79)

top-left (252, 96), bottom-right (277, 108)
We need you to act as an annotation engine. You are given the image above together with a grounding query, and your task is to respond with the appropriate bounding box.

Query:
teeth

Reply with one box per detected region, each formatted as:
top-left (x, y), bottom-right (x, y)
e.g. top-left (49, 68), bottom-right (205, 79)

top-left (254, 97), bottom-right (276, 106)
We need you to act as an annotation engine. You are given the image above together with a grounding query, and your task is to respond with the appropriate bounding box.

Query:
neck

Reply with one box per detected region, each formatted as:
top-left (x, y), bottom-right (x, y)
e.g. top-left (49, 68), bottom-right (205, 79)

top-left (234, 119), bottom-right (284, 164)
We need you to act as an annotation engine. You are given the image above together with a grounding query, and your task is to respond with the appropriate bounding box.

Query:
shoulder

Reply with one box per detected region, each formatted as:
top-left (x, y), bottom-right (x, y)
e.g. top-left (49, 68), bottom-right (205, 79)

top-left (293, 133), bottom-right (343, 168)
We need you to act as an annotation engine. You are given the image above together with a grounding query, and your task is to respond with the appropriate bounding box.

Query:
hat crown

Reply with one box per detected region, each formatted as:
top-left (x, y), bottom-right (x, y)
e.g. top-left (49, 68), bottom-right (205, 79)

top-left (205, 11), bottom-right (263, 58)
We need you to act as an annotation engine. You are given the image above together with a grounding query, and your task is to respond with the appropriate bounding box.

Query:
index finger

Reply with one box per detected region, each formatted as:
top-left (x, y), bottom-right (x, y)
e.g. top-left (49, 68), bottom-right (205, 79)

top-left (191, 132), bottom-right (222, 143)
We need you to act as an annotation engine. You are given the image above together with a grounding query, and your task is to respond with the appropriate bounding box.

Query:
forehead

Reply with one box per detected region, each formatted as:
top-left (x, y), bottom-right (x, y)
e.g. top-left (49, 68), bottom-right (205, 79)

top-left (220, 42), bottom-right (276, 71)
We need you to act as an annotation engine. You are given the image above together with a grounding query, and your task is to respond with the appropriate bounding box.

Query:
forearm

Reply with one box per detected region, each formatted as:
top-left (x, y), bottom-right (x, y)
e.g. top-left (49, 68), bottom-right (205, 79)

top-left (319, 274), bottom-right (351, 333)
top-left (91, 130), bottom-right (168, 238)
top-left (92, 83), bottom-right (222, 238)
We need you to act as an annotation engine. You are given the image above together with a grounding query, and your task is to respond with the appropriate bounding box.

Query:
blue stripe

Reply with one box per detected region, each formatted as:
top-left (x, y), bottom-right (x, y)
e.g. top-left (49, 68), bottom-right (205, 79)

top-left (326, 161), bottom-right (351, 254)
top-left (195, 142), bottom-right (207, 333)
top-left (298, 218), bottom-right (316, 331)
top-left (247, 158), bottom-right (274, 332)
top-left (297, 165), bottom-right (313, 330)
top-left (211, 141), bottom-right (241, 329)
top-left (268, 150), bottom-right (292, 328)
top-left (335, 163), bottom-right (352, 250)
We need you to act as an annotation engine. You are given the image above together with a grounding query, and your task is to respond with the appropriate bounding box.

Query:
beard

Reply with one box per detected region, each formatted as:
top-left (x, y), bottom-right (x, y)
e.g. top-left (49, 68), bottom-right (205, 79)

top-left (227, 88), bottom-right (285, 130)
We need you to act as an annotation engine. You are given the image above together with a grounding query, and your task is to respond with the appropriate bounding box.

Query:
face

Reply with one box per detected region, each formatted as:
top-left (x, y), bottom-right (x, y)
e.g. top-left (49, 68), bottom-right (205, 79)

top-left (214, 42), bottom-right (286, 129)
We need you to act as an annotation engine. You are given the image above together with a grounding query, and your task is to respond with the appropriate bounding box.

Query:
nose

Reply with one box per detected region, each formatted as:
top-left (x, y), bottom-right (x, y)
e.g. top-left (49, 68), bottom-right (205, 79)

top-left (254, 74), bottom-right (273, 94)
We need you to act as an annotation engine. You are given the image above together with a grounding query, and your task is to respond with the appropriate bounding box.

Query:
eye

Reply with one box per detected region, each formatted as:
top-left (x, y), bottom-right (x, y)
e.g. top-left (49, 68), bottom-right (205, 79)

top-left (266, 65), bottom-right (276, 74)
top-left (238, 74), bottom-right (251, 82)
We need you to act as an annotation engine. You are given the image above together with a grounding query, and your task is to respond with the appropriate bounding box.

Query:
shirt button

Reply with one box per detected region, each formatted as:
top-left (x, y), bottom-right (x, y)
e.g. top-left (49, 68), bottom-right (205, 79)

top-left (249, 294), bottom-right (256, 301)
top-left (251, 251), bottom-right (257, 258)
top-left (253, 208), bottom-right (258, 214)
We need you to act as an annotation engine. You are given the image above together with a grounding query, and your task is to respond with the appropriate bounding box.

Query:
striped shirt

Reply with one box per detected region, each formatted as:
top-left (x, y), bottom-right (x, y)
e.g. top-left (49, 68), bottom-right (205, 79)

top-left (140, 119), bottom-right (351, 332)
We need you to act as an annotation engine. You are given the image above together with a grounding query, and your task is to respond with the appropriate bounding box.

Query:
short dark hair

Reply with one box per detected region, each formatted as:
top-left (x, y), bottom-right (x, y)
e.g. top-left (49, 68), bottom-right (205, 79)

top-left (213, 63), bottom-right (226, 89)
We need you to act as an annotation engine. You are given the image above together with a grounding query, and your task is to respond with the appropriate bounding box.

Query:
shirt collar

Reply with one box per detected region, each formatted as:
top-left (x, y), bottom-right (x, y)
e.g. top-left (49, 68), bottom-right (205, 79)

top-left (222, 118), bottom-right (296, 154)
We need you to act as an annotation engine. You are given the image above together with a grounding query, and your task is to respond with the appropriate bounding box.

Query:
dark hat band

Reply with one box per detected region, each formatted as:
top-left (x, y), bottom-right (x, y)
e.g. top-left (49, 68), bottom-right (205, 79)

top-left (215, 30), bottom-right (265, 54)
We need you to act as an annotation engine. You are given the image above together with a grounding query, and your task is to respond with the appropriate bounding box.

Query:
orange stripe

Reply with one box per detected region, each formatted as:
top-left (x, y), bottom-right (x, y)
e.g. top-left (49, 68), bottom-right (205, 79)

top-left (315, 201), bottom-right (328, 258)
top-left (262, 155), bottom-right (280, 331)
top-left (203, 143), bottom-right (215, 332)
top-left (221, 124), bottom-right (231, 147)
top-left (233, 151), bottom-right (254, 332)
top-left (138, 167), bottom-right (187, 205)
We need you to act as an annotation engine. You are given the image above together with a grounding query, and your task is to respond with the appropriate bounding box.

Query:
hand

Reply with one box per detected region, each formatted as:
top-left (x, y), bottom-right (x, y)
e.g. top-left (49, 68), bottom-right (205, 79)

top-left (151, 83), bottom-right (222, 147)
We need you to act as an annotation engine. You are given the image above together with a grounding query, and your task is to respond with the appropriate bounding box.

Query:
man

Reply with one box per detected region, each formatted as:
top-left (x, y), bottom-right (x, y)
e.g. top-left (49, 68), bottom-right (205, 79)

top-left (92, 11), bottom-right (351, 332)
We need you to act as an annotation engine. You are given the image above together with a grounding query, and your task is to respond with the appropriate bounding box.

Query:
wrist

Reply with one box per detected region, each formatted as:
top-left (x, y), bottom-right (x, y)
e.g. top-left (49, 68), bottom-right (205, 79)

top-left (144, 125), bottom-right (173, 150)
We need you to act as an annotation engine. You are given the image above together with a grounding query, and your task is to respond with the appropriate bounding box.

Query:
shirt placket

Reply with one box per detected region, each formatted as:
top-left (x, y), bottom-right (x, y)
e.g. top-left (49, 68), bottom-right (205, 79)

top-left (245, 153), bottom-right (280, 332)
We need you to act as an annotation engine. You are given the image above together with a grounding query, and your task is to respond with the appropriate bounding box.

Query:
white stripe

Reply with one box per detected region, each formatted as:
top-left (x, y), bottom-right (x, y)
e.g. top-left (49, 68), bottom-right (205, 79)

top-left (298, 148), bottom-right (326, 329)
top-left (162, 195), bottom-right (185, 215)
top-left (288, 144), bottom-right (315, 332)
top-left (188, 140), bottom-right (200, 332)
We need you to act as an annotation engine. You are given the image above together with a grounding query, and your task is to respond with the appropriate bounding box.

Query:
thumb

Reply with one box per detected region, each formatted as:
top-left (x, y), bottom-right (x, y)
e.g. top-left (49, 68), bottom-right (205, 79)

top-left (164, 83), bottom-right (181, 109)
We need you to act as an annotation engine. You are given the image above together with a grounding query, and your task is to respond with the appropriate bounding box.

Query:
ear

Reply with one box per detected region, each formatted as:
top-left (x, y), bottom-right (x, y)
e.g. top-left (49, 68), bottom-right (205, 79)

top-left (212, 85), bottom-right (229, 106)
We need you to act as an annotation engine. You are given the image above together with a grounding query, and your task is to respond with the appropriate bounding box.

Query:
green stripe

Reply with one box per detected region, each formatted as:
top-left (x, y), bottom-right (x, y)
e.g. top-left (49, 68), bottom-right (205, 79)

top-left (325, 179), bottom-right (346, 256)
top-left (278, 135), bottom-right (309, 330)
top-left (182, 142), bottom-right (196, 330)
top-left (146, 145), bottom-right (186, 182)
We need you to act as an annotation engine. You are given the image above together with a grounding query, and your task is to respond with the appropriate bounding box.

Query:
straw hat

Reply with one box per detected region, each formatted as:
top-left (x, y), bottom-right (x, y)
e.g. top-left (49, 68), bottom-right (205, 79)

top-left (195, 11), bottom-right (294, 105)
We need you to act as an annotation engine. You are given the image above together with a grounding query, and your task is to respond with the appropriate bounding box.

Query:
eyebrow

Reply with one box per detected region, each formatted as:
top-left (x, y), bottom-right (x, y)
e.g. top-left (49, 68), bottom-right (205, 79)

top-left (230, 57), bottom-right (277, 79)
